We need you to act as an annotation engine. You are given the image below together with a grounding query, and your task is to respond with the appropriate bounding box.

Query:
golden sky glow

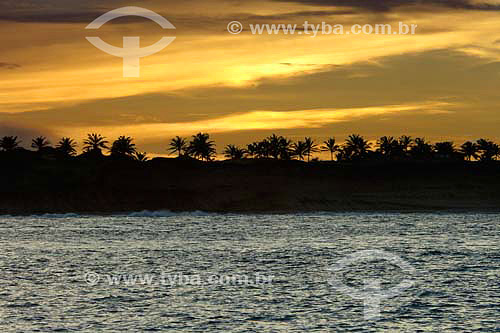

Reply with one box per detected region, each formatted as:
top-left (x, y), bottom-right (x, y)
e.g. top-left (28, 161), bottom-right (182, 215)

top-left (1, 0), bottom-right (500, 154)
top-left (53, 102), bottom-right (454, 139)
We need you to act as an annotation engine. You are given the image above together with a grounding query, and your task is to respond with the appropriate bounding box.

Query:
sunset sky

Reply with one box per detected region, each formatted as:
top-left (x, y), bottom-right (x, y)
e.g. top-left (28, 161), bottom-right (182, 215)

top-left (1, 0), bottom-right (500, 156)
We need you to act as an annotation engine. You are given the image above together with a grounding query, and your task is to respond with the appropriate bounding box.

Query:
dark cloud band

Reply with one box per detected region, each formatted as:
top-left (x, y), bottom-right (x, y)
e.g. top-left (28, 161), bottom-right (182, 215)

top-left (0, 62), bottom-right (21, 70)
top-left (273, 0), bottom-right (500, 12)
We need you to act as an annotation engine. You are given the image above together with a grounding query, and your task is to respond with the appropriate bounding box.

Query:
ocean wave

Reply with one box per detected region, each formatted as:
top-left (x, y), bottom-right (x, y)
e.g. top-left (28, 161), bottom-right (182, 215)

top-left (37, 213), bottom-right (84, 219)
top-left (0, 210), bottom-right (219, 219)
top-left (0, 213), bottom-right (87, 219)
top-left (122, 210), bottom-right (214, 218)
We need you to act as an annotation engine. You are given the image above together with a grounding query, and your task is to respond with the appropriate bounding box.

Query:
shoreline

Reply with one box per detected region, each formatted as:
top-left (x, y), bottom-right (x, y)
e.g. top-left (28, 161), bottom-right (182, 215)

top-left (3, 207), bottom-right (500, 217)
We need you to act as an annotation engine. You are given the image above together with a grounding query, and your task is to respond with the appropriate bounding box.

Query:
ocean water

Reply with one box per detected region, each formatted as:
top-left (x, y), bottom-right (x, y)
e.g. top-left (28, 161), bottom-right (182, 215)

top-left (0, 212), bottom-right (498, 332)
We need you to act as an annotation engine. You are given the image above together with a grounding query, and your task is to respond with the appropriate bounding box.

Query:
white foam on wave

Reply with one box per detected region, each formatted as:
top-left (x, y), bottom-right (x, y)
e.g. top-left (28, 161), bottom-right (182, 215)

top-left (0, 210), bottom-right (218, 219)
top-left (123, 210), bottom-right (214, 218)
top-left (0, 210), bottom-right (381, 219)
top-left (0, 213), bottom-right (90, 219)
top-left (38, 213), bottom-right (84, 218)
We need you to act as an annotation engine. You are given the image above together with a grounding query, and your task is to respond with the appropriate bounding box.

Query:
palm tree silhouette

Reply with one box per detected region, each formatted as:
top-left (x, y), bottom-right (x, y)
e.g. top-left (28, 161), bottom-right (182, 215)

top-left (477, 139), bottom-right (500, 161)
top-left (188, 133), bottom-right (216, 161)
top-left (246, 142), bottom-right (259, 158)
top-left (344, 134), bottom-right (371, 160)
top-left (56, 137), bottom-right (77, 157)
top-left (134, 151), bottom-right (149, 162)
top-left (399, 136), bottom-right (413, 153)
top-left (335, 147), bottom-right (352, 162)
top-left (434, 142), bottom-right (456, 159)
top-left (224, 145), bottom-right (246, 160)
top-left (266, 134), bottom-right (293, 160)
top-left (493, 145), bottom-right (500, 161)
top-left (169, 136), bottom-right (187, 157)
top-left (410, 137), bottom-right (433, 159)
top-left (322, 138), bottom-right (339, 161)
top-left (278, 137), bottom-right (293, 160)
top-left (110, 136), bottom-right (136, 158)
top-left (303, 137), bottom-right (319, 162)
top-left (377, 136), bottom-right (398, 159)
top-left (31, 136), bottom-right (51, 151)
top-left (259, 140), bottom-right (272, 158)
top-left (267, 134), bottom-right (283, 159)
top-left (0, 136), bottom-right (21, 152)
top-left (83, 133), bottom-right (108, 153)
top-left (292, 141), bottom-right (308, 160)
top-left (247, 140), bottom-right (271, 159)
top-left (460, 141), bottom-right (479, 161)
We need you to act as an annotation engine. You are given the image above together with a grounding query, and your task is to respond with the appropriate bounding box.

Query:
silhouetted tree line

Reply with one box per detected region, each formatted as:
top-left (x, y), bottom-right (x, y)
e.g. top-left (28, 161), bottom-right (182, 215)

top-left (0, 133), bottom-right (499, 163)
top-left (169, 133), bottom-right (500, 162)
top-left (0, 134), bottom-right (148, 162)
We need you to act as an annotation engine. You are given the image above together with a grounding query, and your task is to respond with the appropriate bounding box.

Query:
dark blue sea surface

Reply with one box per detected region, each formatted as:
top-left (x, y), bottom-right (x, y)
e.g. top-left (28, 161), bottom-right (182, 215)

top-left (0, 212), bottom-right (498, 332)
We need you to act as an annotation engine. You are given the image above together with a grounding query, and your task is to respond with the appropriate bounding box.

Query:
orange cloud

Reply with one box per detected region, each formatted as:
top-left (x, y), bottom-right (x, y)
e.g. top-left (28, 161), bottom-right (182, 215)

top-left (53, 101), bottom-right (455, 140)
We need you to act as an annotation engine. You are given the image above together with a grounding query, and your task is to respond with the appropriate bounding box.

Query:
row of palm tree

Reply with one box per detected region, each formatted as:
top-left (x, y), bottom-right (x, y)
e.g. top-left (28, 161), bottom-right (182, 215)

top-left (228, 134), bottom-right (500, 162)
top-left (167, 133), bottom-right (500, 162)
top-left (0, 134), bottom-right (148, 162)
top-left (168, 134), bottom-right (217, 161)
top-left (0, 135), bottom-right (78, 156)
top-left (1, 133), bottom-right (499, 162)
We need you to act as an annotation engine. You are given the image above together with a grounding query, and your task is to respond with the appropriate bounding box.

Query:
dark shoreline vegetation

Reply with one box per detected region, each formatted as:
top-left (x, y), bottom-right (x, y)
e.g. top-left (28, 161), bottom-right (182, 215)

top-left (1, 133), bottom-right (500, 214)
